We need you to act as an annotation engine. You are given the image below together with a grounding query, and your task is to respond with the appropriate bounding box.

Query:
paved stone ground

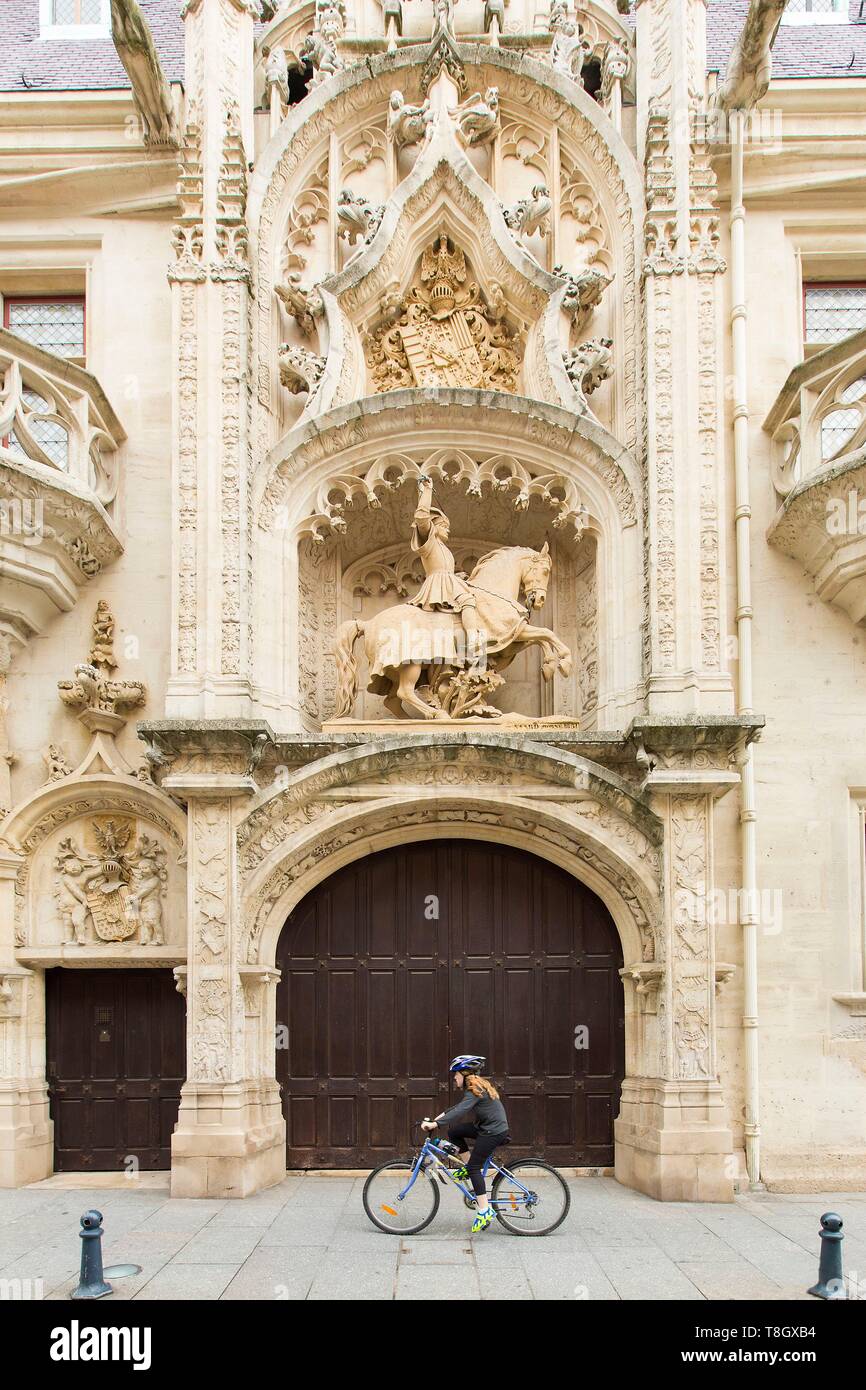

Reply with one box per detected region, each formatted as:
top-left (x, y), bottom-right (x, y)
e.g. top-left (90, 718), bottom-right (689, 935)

top-left (1, 1175), bottom-right (864, 1301)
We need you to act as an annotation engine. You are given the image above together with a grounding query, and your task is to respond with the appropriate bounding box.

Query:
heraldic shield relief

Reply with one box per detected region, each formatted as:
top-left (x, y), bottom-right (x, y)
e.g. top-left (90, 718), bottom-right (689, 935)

top-left (368, 234), bottom-right (523, 392)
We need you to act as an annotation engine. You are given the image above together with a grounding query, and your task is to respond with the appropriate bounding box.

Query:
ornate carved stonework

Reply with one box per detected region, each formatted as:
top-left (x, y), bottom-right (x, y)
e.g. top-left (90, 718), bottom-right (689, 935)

top-left (365, 235), bottom-right (522, 394)
top-left (57, 603), bottom-right (146, 733)
top-left (53, 819), bottom-right (167, 945)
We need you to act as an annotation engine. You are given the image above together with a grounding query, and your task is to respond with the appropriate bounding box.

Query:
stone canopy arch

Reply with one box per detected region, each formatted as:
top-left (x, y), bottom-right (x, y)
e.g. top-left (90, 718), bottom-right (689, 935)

top-left (237, 734), bottom-right (662, 973)
top-left (247, 44), bottom-right (645, 457)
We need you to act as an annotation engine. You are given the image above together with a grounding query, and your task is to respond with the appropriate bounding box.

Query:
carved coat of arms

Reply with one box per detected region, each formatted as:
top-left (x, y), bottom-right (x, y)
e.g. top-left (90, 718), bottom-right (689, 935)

top-left (54, 819), bottom-right (167, 945)
top-left (366, 235), bottom-right (522, 393)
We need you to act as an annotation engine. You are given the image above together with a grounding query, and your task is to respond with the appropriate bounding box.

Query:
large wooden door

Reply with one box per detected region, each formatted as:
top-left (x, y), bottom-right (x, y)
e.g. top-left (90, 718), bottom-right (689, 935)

top-left (46, 969), bottom-right (186, 1172)
top-left (276, 840), bottom-right (624, 1168)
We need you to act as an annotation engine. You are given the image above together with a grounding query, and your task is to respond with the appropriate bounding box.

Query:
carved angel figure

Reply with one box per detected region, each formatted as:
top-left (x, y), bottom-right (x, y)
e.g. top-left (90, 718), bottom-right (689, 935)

top-left (388, 90), bottom-right (433, 150)
top-left (126, 835), bottom-right (167, 946)
top-left (453, 87), bottom-right (500, 148)
top-left (54, 840), bottom-right (99, 945)
top-left (503, 184), bottom-right (551, 240)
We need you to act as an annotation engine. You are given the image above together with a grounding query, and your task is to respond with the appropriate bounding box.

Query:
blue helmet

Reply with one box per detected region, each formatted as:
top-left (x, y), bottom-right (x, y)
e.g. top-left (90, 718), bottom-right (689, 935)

top-left (449, 1054), bottom-right (486, 1075)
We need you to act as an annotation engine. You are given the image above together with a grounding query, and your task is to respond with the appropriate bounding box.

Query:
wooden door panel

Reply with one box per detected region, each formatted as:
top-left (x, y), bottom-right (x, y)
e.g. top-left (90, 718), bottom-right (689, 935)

top-left (277, 840), bottom-right (624, 1167)
top-left (46, 969), bottom-right (185, 1172)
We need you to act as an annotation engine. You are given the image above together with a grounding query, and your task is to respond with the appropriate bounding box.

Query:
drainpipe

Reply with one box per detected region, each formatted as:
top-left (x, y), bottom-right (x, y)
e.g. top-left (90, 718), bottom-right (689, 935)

top-left (714, 0), bottom-right (786, 1195)
top-left (729, 108), bottom-right (761, 1190)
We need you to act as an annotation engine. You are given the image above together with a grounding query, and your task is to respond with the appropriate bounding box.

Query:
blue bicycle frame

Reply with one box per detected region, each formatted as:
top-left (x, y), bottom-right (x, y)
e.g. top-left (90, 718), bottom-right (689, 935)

top-left (398, 1137), bottom-right (537, 1210)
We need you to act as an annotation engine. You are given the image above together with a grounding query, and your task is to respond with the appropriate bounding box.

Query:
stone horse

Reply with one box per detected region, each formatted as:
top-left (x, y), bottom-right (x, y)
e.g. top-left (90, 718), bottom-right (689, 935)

top-left (332, 542), bottom-right (573, 720)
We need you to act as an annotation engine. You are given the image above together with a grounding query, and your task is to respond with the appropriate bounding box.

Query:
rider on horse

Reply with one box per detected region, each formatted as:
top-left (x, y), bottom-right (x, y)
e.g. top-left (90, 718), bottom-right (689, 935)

top-left (409, 475), bottom-right (485, 666)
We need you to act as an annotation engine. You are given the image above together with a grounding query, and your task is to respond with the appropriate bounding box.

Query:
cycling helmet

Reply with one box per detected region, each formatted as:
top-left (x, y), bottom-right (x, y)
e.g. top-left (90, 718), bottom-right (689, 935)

top-left (449, 1054), bottom-right (486, 1075)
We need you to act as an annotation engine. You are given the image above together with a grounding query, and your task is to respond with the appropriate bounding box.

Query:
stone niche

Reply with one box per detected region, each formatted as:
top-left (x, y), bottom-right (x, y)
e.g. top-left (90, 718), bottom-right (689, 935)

top-left (296, 476), bottom-right (598, 729)
top-left (20, 812), bottom-right (185, 957)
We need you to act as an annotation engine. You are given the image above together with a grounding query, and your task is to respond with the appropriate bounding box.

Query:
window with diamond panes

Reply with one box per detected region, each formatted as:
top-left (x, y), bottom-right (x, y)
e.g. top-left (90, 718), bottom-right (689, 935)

top-left (52, 0), bottom-right (103, 22)
top-left (4, 298), bottom-right (85, 361)
top-left (804, 285), bottom-right (866, 346)
top-left (785, 0), bottom-right (841, 11)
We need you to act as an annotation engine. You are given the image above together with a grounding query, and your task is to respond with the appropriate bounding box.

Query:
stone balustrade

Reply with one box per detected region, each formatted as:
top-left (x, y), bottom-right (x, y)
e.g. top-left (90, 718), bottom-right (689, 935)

top-left (0, 328), bottom-right (125, 656)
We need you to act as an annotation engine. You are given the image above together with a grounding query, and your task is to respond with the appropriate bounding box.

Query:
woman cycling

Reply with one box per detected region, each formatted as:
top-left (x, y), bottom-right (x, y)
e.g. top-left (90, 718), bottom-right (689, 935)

top-left (421, 1054), bottom-right (510, 1233)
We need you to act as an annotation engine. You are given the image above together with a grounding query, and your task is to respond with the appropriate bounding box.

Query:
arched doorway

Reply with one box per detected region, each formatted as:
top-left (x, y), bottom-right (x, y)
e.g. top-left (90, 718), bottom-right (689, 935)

top-left (275, 839), bottom-right (625, 1168)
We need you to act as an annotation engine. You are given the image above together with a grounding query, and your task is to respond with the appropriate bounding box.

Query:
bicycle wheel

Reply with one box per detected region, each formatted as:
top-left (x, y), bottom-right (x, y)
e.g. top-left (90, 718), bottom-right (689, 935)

top-left (491, 1159), bottom-right (570, 1236)
top-left (363, 1159), bottom-right (440, 1235)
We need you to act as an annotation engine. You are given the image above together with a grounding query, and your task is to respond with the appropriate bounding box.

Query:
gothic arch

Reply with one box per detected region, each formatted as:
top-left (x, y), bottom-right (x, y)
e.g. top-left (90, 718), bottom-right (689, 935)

top-left (237, 736), bottom-right (662, 980)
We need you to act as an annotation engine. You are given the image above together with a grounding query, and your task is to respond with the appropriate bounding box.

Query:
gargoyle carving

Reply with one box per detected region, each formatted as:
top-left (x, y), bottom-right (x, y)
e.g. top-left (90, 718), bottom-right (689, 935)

top-left (548, 3), bottom-right (591, 82)
top-left (503, 185), bottom-right (552, 241)
top-left (279, 342), bottom-right (327, 395)
top-left (563, 337), bottom-right (614, 412)
top-left (337, 188), bottom-right (385, 247)
top-left (453, 87), bottom-right (500, 148)
top-left (714, 0), bottom-right (786, 113)
top-left (275, 273), bottom-right (322, 336)
top-left (109, 0), bottom-right (177, 147)
top-left (554, 265), bottom-right (611, 328)
top-left (388, 91), bottom-right (434, 150)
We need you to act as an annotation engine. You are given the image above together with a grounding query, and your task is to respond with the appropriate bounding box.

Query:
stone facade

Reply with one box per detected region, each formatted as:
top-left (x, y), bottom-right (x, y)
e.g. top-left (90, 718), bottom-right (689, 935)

top-left (1, 0), bottom-right (865, 1200)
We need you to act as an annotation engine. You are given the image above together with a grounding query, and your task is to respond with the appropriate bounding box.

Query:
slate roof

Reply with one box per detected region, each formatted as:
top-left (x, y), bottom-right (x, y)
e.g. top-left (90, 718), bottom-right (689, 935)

top-left (0, 0), bottom-right (864, 93)
top-left (0, 0), bottom-right (184, 92)
top-left (706, 0), bottom-right (866, 79)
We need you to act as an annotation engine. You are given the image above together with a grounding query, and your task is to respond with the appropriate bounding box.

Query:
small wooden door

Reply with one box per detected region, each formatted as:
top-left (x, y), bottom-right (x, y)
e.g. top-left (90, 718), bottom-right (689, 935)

top-left (46, 969), bottom-right (186, 1172)
top-left (276, 840), bottom-right (624, 1168)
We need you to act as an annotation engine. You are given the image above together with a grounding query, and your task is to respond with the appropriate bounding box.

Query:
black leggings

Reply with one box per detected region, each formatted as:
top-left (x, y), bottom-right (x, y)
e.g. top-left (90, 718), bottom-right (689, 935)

top-left (447, 1123), bottom-right (510, 1196)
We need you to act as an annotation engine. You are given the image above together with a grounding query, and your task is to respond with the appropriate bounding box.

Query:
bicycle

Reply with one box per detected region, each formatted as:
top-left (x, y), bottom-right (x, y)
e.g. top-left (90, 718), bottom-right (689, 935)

top-left (362, 1122), bottom-right (571, 1236)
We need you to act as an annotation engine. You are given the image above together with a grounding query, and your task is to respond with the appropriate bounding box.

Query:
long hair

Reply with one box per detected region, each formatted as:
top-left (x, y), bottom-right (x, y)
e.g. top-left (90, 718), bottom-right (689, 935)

top-left (465, 1074), bottom-right (500, 1101)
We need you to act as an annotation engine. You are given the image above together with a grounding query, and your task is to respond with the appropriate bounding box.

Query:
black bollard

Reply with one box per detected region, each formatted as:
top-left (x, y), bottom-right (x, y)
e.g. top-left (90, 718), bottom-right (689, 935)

top-left (807, 1211), bottom-right (846, 1300)
top-left (70, 1210), bottom-right (113, 1300)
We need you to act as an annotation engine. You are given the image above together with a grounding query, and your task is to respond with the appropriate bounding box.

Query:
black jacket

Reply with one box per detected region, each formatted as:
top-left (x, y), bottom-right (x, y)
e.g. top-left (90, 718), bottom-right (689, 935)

top-left (436, 1087), bottom-right (509, 1136)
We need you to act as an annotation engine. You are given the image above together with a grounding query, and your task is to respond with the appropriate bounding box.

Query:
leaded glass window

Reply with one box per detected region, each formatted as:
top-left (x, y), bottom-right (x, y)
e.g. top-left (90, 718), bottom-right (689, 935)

top-left (804, 285), bottom-right (866, 346)
top-left (52, 0), bottom-right (103, 22)
top-left (5, 299), bottom-right (86, 361)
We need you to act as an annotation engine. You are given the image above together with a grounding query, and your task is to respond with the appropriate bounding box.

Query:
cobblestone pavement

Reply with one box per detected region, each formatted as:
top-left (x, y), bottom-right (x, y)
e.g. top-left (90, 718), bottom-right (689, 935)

top-left (1, 1175), bottom-right (863, 1301)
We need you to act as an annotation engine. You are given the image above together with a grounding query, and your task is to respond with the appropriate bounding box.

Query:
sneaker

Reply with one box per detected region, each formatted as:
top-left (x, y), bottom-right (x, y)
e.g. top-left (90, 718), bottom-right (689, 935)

top-left (471, 1209), bottom-right (495, 1234)
top-left (450, 1165), bottom-right (469, 1180)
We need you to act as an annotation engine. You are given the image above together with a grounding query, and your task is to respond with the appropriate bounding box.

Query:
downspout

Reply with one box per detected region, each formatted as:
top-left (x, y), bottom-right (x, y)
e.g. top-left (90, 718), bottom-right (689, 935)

top-left (714, 0), bottom-right (787, 1190)
top-left (729, 109), bottom-right (762, 1189)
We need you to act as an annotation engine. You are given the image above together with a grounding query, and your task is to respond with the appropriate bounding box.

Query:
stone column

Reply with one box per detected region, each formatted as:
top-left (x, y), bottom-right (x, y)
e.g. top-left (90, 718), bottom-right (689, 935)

top-left (164, 743), bottom-right (285, 1198)
top-left (615, 720), bottom-right (743, 1201)
top-left (167, 0), bottom-right (257, 718)
top-left (0, 849), bottom-right (52, 1186)
top-left (636, 0), bottom-right (732, 715)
